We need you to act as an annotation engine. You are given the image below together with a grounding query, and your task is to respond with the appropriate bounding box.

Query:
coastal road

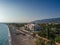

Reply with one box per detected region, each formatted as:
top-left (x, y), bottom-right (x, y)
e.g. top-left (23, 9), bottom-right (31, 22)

top-left (9, 25), bottom-right (35, 45)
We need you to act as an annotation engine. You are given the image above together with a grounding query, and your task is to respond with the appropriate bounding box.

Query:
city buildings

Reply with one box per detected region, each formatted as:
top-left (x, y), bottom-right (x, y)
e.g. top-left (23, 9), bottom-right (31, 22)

top-left (24, 23), bottom-right (40, 33)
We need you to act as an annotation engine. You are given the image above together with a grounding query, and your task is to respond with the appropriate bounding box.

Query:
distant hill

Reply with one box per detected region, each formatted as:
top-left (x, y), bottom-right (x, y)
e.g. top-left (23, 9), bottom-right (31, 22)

top-left (31, 17), bottom-right (60, 23)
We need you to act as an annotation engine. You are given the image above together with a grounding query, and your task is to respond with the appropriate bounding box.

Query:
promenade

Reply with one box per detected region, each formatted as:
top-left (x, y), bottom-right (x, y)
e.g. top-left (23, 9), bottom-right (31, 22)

top-left (9, 25), bottom-right (35, 45)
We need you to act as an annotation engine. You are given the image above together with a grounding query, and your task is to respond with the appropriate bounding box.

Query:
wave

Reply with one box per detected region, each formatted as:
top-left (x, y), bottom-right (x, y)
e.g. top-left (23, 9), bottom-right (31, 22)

top-left (7, 25), bottom-right (12, 45)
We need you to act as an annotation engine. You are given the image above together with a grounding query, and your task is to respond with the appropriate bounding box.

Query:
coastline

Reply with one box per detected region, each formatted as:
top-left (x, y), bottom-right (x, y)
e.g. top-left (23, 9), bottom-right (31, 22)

top-left (8, 25), bottom-right (21, 45)
top-left (7, 25), bottom-right (12, 45)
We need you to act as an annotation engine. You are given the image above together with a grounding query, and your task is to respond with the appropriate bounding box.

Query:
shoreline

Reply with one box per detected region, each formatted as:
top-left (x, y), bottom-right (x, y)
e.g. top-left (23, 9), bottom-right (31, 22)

top-left (8, 25), bottom-right (20, 45)
top-left (7, 25), bottom-right (12, 45)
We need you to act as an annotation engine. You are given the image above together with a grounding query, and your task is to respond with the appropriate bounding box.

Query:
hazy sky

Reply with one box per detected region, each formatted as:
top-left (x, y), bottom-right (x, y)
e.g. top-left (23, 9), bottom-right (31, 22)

top-left (0, 0), bottom-right (60, 23)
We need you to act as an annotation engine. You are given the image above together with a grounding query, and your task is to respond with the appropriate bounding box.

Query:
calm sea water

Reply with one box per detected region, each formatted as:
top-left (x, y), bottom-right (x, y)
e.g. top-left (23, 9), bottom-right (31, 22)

top-left (0, 24), bottom-right (10, 45)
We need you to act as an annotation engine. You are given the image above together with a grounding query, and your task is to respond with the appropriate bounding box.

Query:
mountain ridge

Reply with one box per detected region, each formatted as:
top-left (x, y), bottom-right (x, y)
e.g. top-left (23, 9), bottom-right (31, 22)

top-left (31, 17), bottom-right (60, 23)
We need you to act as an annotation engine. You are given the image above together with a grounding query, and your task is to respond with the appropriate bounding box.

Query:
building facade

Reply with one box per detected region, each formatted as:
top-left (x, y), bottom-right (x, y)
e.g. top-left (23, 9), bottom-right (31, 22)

top-left (24, 23), bottom-right (40, 33)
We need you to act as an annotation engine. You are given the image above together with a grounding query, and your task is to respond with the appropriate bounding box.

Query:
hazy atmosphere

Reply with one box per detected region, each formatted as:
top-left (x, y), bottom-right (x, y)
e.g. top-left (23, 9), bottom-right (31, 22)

top-left (0, 0), bottom-right (60, 23)
top-left (0, 0), bottom-right (60, 45)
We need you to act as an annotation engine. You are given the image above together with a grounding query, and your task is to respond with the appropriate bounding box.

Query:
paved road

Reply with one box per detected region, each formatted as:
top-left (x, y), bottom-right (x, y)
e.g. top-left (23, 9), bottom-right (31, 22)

top-left (9, 25), bottom-right (35, 45)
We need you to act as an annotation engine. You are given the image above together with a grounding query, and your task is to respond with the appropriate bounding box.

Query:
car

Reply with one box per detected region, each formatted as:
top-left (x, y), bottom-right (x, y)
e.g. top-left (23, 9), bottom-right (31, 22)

top-left (16, 32), bottom-right (21, 35)
top-left (22, 33), bottom-right (26, 36)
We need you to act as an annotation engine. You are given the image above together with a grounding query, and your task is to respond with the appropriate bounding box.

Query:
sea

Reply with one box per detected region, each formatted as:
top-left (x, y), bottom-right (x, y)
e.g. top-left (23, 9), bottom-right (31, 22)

top-left (0, 24), bottom-right (11, 45)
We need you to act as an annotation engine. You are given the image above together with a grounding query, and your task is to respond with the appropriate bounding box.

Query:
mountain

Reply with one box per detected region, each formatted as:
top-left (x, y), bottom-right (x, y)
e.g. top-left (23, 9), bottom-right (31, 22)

top-left (31, 17), bottom-right (60, 23)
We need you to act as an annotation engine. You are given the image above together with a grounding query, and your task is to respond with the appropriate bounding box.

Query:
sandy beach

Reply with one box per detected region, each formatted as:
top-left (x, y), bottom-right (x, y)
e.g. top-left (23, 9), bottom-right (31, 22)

top-left (9, 25), bottom-right (35, 45)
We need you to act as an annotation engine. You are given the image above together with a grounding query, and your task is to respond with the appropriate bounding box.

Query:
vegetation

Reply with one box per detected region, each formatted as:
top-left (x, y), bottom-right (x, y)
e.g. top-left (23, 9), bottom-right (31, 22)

top-left (36, 38), bottom-right (56, 45)
top-left (55, 36), bottom-right (60, 43)
top-left (36, 38), bottom-right (45, 45)
top-left (36, 23), bottom-right (60, 45)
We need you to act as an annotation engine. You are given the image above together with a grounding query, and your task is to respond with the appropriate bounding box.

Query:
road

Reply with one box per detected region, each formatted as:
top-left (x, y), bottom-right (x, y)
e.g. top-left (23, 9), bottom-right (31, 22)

top-left (9, 25), bottom-right (35, 45)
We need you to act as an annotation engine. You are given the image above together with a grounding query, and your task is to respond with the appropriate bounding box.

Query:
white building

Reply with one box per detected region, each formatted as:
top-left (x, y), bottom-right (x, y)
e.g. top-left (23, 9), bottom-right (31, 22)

top-left (24, 23), bottom-right (40, 32)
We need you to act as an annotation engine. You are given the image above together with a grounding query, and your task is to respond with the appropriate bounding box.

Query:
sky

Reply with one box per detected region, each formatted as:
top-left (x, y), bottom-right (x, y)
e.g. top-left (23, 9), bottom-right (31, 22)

top-left (0, 0), bottom-right (60, 23)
